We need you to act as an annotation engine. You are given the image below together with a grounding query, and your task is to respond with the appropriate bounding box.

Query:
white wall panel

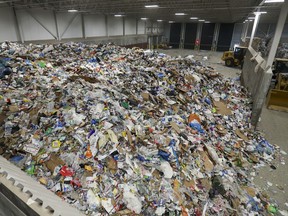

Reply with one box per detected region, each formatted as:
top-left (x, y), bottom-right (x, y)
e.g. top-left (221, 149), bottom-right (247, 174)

top-left (108, 16), bottom-right (123, 36)
top-left (138, 20), bottom-right (145, 34)
top-left (125, 17), bottom-right (136, 35)
top-left (57, 12), bottom-right (82, 39)
top-left (17, 10), bottom-right (55, 41)
top-left (0, 9), bottom-right (146, 43)
top-left (84, 14), bottom-right (106, 37)
top-left (0, 8), bottom-right (18, 42)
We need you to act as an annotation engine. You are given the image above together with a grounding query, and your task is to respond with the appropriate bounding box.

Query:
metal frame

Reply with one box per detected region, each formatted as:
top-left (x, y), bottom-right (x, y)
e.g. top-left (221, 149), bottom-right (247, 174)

top-left (26, 10), bottom-right (57, 39)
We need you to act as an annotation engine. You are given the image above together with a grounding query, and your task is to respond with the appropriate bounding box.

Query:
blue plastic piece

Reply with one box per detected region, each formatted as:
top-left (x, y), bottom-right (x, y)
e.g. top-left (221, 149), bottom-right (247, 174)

top-left (10, 155), bottom-right (24, 162)
top-left (91, 119), bottom-right (99, 125)
top-left (158, 150), bottom-right (171, 161)
top-left (136, 154), bottom-right (147, 162)
top-left (88, 129), bottom-right (95, 138)
top-left (189, 122), bottom-right (204, 134)
top-left (204, 97), bottom-right (211, 105)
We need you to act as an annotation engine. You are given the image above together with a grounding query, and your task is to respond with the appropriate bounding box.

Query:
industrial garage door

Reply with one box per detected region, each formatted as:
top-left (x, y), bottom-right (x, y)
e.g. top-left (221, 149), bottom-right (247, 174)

top-left (184, 23), bottom-right (198, 49)
top-left (169, 23), bottom-right (182, 48)
top-left (200, 23), bottom-right (215, 50)
top-left (217, 23), bottom-right (234, 51)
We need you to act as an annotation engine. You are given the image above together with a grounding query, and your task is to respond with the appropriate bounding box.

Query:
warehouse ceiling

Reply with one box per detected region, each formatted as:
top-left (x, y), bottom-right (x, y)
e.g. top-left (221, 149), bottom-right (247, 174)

top-left (0, 0), bottom-right (284, 23)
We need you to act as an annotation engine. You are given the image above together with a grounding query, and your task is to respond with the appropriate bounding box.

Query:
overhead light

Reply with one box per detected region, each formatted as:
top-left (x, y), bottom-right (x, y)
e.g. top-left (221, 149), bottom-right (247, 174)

top-left (68, 9), bottom-right (78, 12)
top-left (248, 17), bottom-right (255, 20)
top-left (245, 19), bottom-right (248, 21)
top-left (264, 0), bottom-right (284, 3)
top-left (205, 21), bottom-right (210, 23)
top-left (145, 4), bottom-right (159, 8)
top-left (190, 17), bottom-right (198, 20)
top-left (141, 17), bottom-right (148, 20)
top-left (254, 11), bottom-right (267, 15)
top-left (199, 19), bottom-right (205, 22)
top-left (157, 20), bottom-right (163, 22)
top-left (114, 14), bottom-right (123, 17)
top-left (169, 21), bottom-right (175, 23)
top-left (175, 13), bottom-right (185, 16)
top-left (249, 20), bottom-right (253, 22)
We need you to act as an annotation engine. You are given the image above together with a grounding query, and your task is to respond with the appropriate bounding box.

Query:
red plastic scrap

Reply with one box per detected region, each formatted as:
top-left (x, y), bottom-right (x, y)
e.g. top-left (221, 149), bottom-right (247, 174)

top-left (60, 166), bottom-right (74, 177)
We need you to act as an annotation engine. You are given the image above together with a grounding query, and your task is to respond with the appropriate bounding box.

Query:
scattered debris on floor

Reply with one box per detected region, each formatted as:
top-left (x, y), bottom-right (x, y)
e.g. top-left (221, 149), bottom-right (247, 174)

top-left (0, 41), bottom-right (283, 215)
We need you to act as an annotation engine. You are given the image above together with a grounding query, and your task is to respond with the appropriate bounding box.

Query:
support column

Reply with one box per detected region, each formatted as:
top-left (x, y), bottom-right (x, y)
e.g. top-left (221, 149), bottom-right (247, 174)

top-left (123, 17), bottom-right (125, 36)
top-left (105, 15), bottom-right (108, 37)
top-left (266, 1), bottom-right (288, 68)
top-left (136, 19), bottom-right (138, 35)
top-left (156, 36), bottom-right (159, 49)
top-left (53, 11), bottom-right (60, 40)
top-left (212, 23), bottom-right (220, 51)
top-left (81, 14), bottom-right (86, 39)
top-left (179, 23), bottom-right (186, 49)
top-left (195, 23), bottom-right (203, 50)
top-left (12, 8), bottom-right (23, 43)
top-left (249, 12), bottom-right (261, 48)
top-left (243, 22), bottom-right (249, 42)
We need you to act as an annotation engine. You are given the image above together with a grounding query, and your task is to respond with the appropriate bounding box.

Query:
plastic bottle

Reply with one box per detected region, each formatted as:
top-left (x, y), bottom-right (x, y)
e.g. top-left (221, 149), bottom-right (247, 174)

top-left (4, 121), bottom-right (13, 136)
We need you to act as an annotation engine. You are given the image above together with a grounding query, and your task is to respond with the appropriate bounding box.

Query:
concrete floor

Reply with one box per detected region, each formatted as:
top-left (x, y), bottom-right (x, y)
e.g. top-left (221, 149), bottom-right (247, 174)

top-left (159, 48), bottom-right (288, 214)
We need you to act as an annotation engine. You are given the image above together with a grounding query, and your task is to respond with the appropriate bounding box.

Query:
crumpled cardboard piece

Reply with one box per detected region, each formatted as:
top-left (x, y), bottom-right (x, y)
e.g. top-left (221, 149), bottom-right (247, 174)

top-left (235, 129), bottom-right (249, 141)
top-left (141, 92), bottom-right (150, 101)
top-left (170, 121), bottom-right (181, 134)
top-left (213, 100), bottom-right (232, 115)
top-left (45, 154), bottom-right (65, 172)
top-left (200, 151), bottom-right (214, 172)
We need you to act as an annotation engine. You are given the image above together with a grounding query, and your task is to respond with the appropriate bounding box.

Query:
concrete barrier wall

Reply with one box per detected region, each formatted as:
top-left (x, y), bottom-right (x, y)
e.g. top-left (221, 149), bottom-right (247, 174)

top-left (241, 47), bottom-right (273, 126)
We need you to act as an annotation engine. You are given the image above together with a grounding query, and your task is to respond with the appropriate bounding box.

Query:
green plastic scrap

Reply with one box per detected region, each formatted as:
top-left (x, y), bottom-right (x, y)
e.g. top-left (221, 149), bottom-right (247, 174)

top-left (26, 163), bottom-right (35, 175)
top-left (38, 61), bottom-right (46, 68)
top-left (267, 205), bottom-right (278, 214)
top-left (121, 101), bottom-right (129, 109)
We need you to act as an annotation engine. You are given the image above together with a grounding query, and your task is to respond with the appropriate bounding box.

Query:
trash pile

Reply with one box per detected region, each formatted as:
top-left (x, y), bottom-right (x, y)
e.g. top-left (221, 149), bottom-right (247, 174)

top-left (276, 43), bottom-right (288, 59)
top-left (0, 42), bottom-right (279, 215)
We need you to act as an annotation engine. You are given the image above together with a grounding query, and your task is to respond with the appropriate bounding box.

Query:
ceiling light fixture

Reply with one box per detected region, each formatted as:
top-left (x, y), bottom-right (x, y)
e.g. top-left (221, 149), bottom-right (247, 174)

top-left (175, 13), bottom-right (185, 16)
top-left (145, 5), bottom-right (159, 8)
top-left (248, 17), bottom-right (255, 20)
top-left (68, 9), bottom-right (78, 12)
top-left (157, 20), bottom-right (163, 22)
top-left (190, 17), bottom-right (198, 20)
top-left (114, 14), bottom-right (123, 17)
top-left (199, 19), bottom-right (205, 22)
top-left (169, 21), bottom-right (175, 23)
top-left (264, 0), bottom-right (284, 3)
top-left (141, 17), bottom-right (148, 20)
top-left (205, 21), bottom-right (210, 23)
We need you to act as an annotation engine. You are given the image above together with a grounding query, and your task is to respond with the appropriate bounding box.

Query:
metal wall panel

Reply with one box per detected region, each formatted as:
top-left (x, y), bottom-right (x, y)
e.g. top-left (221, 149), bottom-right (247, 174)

top-left (200, 23), bottom-right (215, 50)
top-left (184, 23), bottom-right (197, 49)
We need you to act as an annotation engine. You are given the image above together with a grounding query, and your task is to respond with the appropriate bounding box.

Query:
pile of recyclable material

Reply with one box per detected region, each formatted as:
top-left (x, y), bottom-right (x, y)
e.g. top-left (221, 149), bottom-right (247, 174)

top-left (0, 41), bottom-right (280, 215)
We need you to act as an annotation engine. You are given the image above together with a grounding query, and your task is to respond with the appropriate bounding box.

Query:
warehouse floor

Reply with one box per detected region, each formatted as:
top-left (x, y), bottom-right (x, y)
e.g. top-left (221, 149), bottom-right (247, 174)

top-left (160, 48), bottom-right (288, 212)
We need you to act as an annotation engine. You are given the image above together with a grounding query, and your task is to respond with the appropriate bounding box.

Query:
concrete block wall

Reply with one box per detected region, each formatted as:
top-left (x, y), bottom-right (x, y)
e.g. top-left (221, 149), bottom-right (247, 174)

top-left (241, 47), bottom-right (273, 126)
